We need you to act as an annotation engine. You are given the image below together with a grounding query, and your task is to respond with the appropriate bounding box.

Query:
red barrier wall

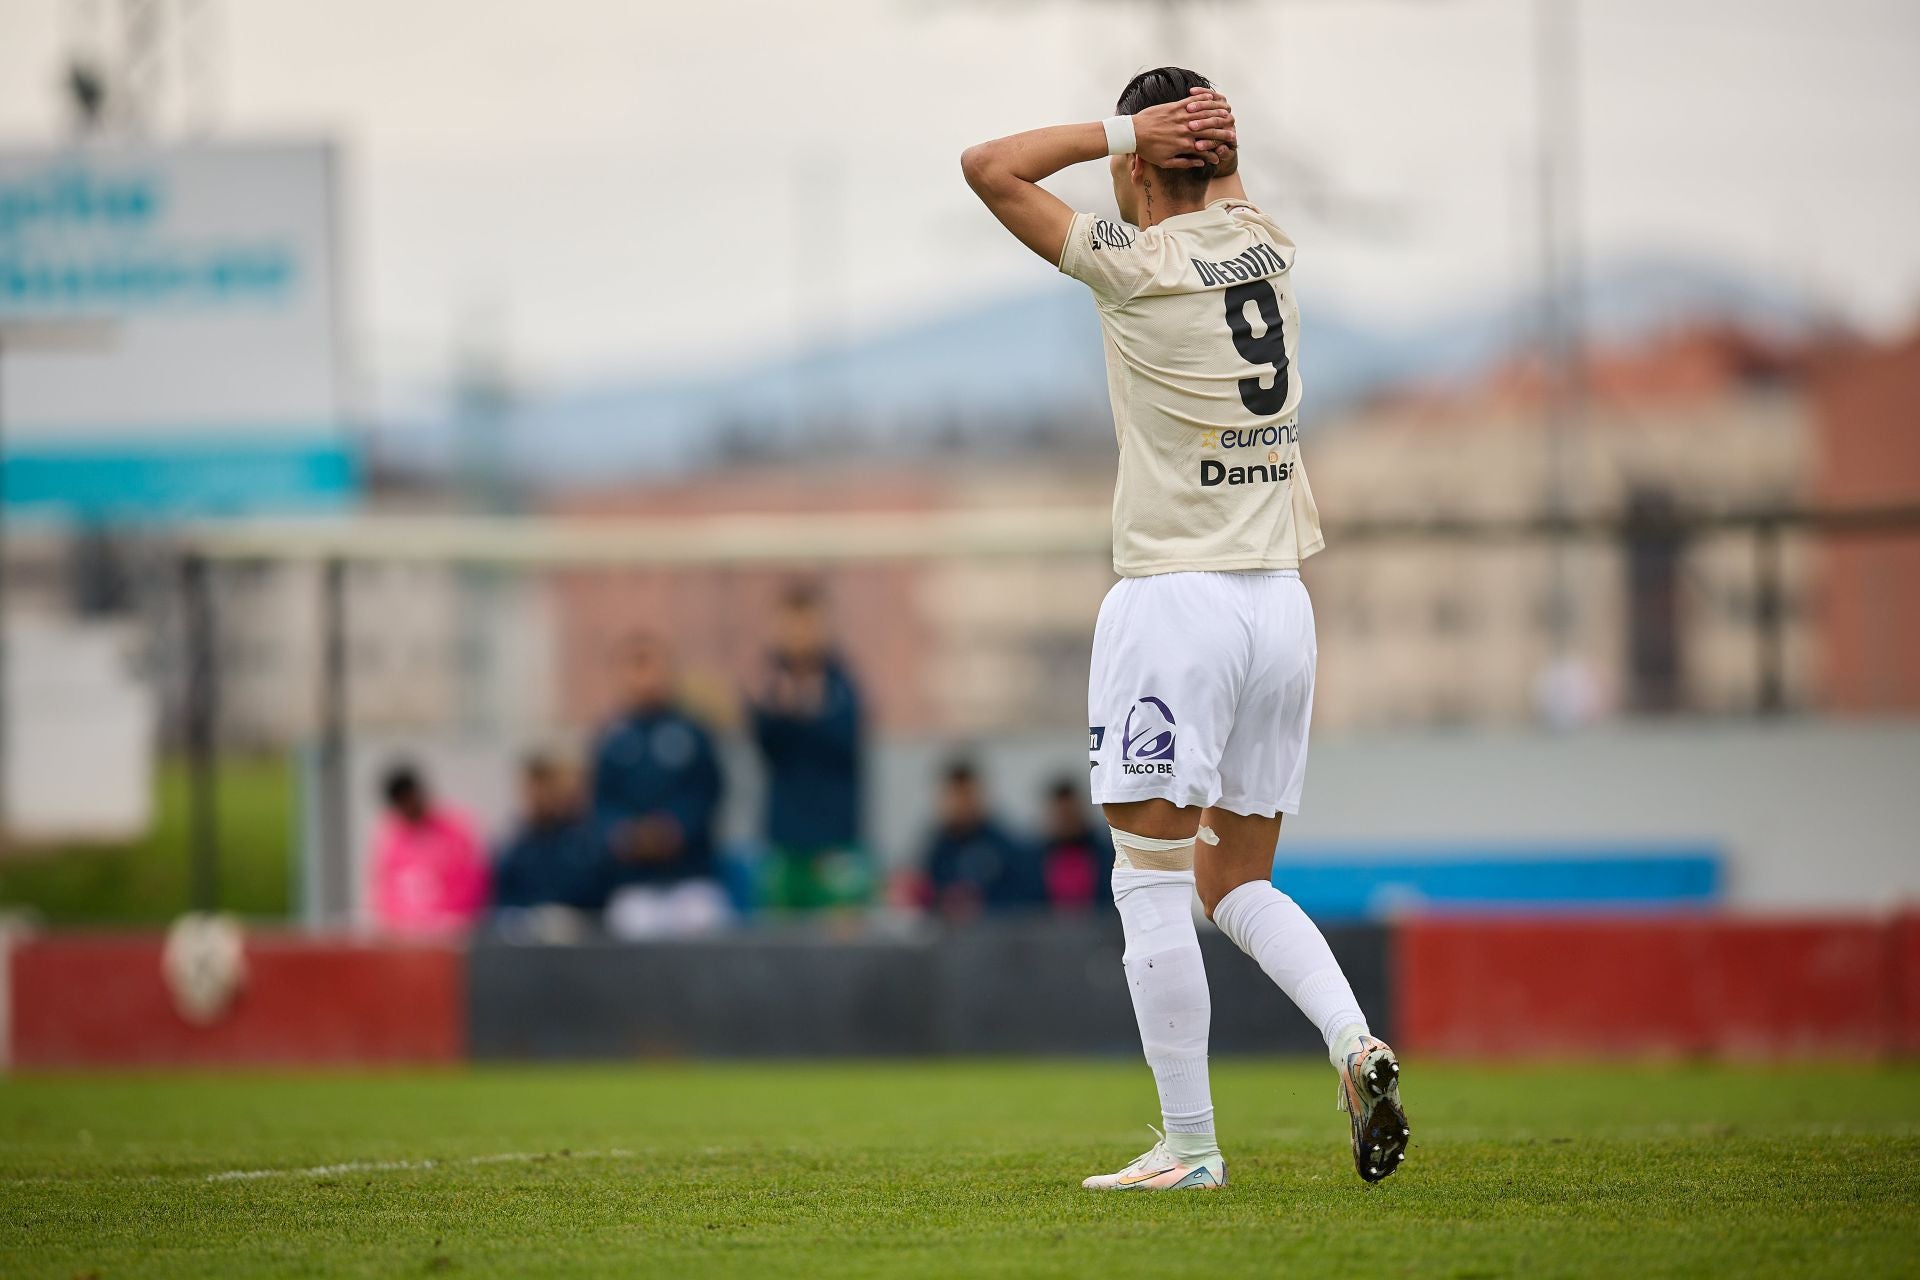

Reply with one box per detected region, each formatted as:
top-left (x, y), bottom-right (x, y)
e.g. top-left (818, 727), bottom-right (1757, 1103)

top-left (6, 933), bottom-right (464, 1069)
top-left (1892, 913), bottom-right (1920, 1057)
top-left (1398, 915), bottom-right (1918, 1059)
top-left (7, 916), bottom-right (1914, 1068)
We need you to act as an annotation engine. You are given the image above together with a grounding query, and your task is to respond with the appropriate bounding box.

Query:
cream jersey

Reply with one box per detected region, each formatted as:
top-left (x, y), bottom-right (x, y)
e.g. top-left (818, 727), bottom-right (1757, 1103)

top-left (1059, 198), bottom-right (1325, 576)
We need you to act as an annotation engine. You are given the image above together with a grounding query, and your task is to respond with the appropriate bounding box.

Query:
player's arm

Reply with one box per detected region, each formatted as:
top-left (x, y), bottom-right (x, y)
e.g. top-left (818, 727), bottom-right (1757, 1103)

top-left (960, 98), bottom-right (1235, 264)
top-left (1205, 139), bottom-right (1246, 203)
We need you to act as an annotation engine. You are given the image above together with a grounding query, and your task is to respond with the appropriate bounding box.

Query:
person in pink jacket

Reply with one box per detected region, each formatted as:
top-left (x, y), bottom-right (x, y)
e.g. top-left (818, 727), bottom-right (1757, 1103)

top-left (368, 764), bottom-right (490, 936)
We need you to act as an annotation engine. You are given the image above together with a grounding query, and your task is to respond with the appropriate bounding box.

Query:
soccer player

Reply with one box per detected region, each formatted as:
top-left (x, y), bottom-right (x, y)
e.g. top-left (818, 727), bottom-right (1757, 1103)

top-left (961, 67), bottom-right (1409, 1189)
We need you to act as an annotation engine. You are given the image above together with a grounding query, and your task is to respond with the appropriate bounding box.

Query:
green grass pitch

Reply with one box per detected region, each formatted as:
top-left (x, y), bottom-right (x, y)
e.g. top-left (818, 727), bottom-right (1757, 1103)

top-left (3, 1060), bottom-right (1916, 1278)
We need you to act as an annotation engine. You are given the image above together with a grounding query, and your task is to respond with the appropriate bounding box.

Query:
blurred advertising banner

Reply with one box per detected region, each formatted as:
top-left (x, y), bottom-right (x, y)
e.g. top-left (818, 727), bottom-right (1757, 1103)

top-left (0, 141), bottom-right (354, 519)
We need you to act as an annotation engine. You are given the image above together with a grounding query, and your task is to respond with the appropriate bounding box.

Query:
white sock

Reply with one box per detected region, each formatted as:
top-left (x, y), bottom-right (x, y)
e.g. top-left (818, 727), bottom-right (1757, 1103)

top-left (1211, 880), bottom-right (1368, 1063)
top-left (1112, 865), bottom-right (1218, 1162)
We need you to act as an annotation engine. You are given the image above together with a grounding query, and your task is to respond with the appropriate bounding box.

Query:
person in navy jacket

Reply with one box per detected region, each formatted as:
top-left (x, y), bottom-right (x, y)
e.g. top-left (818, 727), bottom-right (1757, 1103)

top-left (491, 754), bottom-right (608, 915)
top-left (591, 633), bottom-right (729, 937)
top-left (750, 582), bottom-right (869, 911)
top-left (921, 759), bottom-right (1045, 920)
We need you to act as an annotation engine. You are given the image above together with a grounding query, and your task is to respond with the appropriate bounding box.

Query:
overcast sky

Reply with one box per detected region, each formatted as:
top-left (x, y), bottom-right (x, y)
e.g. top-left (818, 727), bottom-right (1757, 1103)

top-left (2, 0), bottom-right (1917, 404)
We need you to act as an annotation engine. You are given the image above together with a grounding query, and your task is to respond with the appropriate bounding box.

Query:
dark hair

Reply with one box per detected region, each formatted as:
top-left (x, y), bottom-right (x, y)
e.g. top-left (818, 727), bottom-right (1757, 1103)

top-left (1116, 65), bottom-right (1213, 115)
top-left (621, 630), bottom-right (665, 660)
top-left (942, 758), bottom-right (979, 788)
top-left (1115, 66), bottom-right (1216, 201)
top-left (520, 753), bottom-right (559, 782)
top-left (1047, 775), bottom-right (1080, 803)
top-left (780, 578), bottom-right (824, 613)
top-left (382, 763), bottom-right (423, 809)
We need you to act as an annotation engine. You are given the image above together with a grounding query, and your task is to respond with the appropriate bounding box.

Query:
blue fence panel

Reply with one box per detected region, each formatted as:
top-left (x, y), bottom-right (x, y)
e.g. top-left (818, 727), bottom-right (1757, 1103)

top-left (1271, 844), bottom-right (1722, 920)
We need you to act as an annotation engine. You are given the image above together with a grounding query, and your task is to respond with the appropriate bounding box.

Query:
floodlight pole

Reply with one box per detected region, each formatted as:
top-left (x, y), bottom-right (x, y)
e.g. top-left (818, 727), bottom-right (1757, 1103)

top-left (182, 551), bottom-right (219, 912)
top-left (316, 556), bottom-right (350, 924)
top-left (1755, 518), bottom-right (1786, 714)
top-left (1535, 0), bottom-right (1585, 658)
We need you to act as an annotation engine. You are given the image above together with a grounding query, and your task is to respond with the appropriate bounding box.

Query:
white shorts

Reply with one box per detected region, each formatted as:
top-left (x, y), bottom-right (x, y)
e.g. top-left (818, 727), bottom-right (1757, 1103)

top-left (1088, 569), bottom-right (1316, 817)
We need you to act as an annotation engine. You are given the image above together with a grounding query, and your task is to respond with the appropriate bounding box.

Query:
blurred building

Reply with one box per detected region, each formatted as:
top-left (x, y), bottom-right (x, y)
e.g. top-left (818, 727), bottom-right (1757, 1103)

top-left (386, 321), bottom-right (1910, 743)
top-left (1809, 328), bottom-right (1920, 713)
top-left (547, 464), bottom-right (1112, 737)
top-left (203, 554), bottom-right (559, 747)
top-left (11, 324), bottom-right (1909, 757)
top-left (538, 323), bottom-right (1858, 739)
top-left (1308, 325), bottom-right (1815, 727)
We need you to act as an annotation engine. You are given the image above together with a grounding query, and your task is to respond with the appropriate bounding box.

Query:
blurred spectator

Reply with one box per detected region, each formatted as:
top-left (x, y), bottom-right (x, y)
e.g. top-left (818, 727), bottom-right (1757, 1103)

top-left (750, 581), bottom-right (869, 912)
top-left (491, 754), bottom-right (608, 915)
top-left (592, 633), bottom-right (730, 938)
top-left (368, 763), bottom-right (489, 936)
top-left (1037, 775), bottom-right (1115, 912)
top-left (920, 759), bottom-right (1044, 920)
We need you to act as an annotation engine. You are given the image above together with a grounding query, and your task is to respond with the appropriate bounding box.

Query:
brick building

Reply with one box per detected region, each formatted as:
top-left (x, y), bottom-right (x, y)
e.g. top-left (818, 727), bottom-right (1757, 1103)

top-left (1809, 327), bottom-right (1920, 712)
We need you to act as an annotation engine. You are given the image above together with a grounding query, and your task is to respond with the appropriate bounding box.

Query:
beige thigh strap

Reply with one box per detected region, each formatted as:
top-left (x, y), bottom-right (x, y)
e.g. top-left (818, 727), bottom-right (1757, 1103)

top-left (1109, 827), bottom-right (1197, 872)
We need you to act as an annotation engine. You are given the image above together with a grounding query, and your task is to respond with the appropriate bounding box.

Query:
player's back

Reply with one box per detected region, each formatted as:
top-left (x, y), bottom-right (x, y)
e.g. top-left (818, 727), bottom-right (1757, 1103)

top-left (1059, 199), bottom-right (1323, 577)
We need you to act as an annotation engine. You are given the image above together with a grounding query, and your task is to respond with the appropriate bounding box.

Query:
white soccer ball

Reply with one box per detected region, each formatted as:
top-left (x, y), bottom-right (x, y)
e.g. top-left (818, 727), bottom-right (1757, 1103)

top-left (162, 912), bottom-right (248, 1025)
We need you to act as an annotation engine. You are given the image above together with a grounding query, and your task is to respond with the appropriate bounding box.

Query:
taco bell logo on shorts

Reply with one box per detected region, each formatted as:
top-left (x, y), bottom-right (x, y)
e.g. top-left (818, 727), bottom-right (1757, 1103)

top-left (1121, 696), bottom-right (1177, 774)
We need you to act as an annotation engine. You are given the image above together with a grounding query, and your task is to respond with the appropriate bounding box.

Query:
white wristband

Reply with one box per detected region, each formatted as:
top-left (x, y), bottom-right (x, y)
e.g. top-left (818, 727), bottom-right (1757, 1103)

top-left (1103, 115), bottom-right (1137, 156)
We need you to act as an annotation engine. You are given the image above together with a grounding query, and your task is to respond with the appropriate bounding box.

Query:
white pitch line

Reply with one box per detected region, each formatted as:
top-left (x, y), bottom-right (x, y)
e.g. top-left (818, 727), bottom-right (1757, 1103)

top-left (205, 1148), bottom-right (634, 1183)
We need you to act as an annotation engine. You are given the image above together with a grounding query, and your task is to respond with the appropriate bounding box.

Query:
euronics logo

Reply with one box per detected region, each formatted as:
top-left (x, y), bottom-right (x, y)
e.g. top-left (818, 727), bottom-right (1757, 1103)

top-left (0, 166), bottom-right (296, 311)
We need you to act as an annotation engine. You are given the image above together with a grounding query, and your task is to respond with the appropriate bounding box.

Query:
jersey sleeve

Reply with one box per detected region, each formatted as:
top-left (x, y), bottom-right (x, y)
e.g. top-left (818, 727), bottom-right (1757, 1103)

top-left (1057, 212), bottom-right (1156, 307)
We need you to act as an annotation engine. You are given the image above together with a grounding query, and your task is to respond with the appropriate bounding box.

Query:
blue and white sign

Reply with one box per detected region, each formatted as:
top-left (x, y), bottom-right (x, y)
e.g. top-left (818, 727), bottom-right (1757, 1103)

top-left (0, 141), bottom-right (354, 518)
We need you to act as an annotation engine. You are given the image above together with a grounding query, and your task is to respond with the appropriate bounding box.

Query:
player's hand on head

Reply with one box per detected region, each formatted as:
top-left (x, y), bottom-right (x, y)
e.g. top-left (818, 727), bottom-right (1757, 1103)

top-left (1181, 88), bottom-right (1240, 179)
top-left (1132, 94), bottom-right (1235, 169)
